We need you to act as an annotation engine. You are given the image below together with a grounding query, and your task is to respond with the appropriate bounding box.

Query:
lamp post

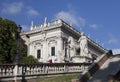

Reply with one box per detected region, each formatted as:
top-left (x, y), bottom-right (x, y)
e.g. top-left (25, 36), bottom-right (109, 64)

top-left (14, 25), bottom-right (22, 64)
top-left (14, 25), bottom-right (22, 82)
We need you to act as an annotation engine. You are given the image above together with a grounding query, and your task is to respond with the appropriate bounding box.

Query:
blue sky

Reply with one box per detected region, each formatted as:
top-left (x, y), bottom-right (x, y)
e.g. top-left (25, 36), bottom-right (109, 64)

top-left (0, 0), bottom-right (120, 50)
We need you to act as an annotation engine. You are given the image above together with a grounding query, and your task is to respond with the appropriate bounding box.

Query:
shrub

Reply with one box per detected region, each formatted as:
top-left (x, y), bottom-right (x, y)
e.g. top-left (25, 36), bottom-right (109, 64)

top-left (22, 55), bottom-right (38, 63)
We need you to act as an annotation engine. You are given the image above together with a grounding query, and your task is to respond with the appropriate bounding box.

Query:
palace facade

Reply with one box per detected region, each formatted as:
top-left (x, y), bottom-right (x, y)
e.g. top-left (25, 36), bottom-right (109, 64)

top-left (21, 19), bottom-right (107, 63)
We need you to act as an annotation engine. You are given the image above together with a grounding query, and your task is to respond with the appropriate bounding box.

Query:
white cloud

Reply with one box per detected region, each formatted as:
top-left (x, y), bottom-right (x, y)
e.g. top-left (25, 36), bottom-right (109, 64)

top-left (26, 8), bottom-right (39, 16)
top-left (1, 2), bottom-right (40, 17)
top-left (54, 11), bottom-right (85, 28)
top-left (1, 2), bottom-right (23, 14)
top-left (89, 24), bottom-right (103, 29)
top-left (21, 25), bottom-right (30, 32)
top-left (89, 24), bottom-right (98, 29)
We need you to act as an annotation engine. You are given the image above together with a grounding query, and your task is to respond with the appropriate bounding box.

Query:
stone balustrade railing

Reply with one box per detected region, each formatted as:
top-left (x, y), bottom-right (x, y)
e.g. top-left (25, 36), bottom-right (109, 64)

top-left (0, 63), bottom-right (91, 81)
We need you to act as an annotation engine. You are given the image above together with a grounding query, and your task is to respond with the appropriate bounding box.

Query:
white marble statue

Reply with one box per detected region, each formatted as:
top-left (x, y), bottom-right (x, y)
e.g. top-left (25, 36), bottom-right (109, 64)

top-left (78, 32), bottom-right (89, 57)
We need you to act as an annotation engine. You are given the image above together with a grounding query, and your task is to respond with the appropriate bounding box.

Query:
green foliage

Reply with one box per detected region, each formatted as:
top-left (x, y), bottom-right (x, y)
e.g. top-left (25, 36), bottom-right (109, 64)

top-left (0, 17), bottom-right (37, 64)
top-left (22, 55), bottom-right (38, 64)
top-left (0, 17), bottom-right (28, 64)
top-left (0, 17), bottom-right (17, 64)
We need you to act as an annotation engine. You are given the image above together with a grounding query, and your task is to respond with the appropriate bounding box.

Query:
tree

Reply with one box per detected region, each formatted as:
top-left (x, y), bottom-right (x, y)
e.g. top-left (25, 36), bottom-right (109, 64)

top-left (0, 17), bottom-right (28, 64)
top-left (0, 17), bottom-right (38, 64)
top-left (0, 17), bottom-right (17, 64)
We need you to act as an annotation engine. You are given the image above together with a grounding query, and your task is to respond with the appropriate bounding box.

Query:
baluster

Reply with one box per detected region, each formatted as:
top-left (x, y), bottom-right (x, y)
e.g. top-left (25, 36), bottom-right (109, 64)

top-left (11, 65), bottom-right (14, 76)
top-left (0, 66), bottom-right (3, 76)
top-left (26, 66), bottom-right (28, 75)
top-left (48, 66), bottom-right (51, 74)
top-left (18, 66), bottom-right (21, 75)
top-left (0, 67), bottom-right (1, 76)
top-left (33, 66), bottom-right (36, 74)
top-left (36, 65), bottom-right (38, 74)
top-left (39, 65), bottom-right (41, 74)
top-left (57, 66), bottom-right (59, 73)
top-left (54, 66), bottom-right (55, 73)
top-left (62, 66), bottom-right (64, 73)
top-left (43, 65), bottom-right (45, 74)
top-left (34, 66), bottom-right (36, 74)
top-left (53, 66), bottom-right (55, 73)
top-left (6, 66), bottom-right (9, 76)
top-left (8, 66), bottom-right (12, 76)
top-left (50, 66), bottom-right (52, 73)
top-left (3, 66), bottom-right (5, 76)
top-left (55, 66), bottom-right (57, 73)
top-left (31, 66), bottom-right (33, 74)
top-left (29, 66), bottom-right (32, 75)
top-left (40, 66), bottom-right (42, 74)
top-left (27, 65), bottom-right (30, 75)
top-left (45, 66), bottom-right (48, 74)
top-left (1, 67), bottom-right (3, 76)
top-left (79, 65), bottom-right (81, 71)
top-left (5, 66), bottom-right (7, 76)
top-left (37, 65), bottom-right (39, 74)
top-left (60, 66), bottom-right (62, 73)
top-left (42, 65), bottom-right (45, 74)
top-left (9, 67), bottom-right (12, 76)
top-left (58, 67), bottom-right (60, 73)
top-left (73, 66), bottom-right (75, 72)
top-left (31, 66), bottom-right (34, 74)
top-left (69, 66), bottom-right (70, 72)
top-left (59, 66), bottom-right (61, 73)
top-left (52, 66), bottom-right (54, 73)
top-left (33, 66), bottom-right (35, 74)
top-left (76, 66), bottom-right (78, 72)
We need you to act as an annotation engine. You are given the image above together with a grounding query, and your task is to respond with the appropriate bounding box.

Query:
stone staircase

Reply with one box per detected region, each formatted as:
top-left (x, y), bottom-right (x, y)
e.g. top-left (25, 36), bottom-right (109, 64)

top-left (75, 51), bottom-right (120, 82)
top-left (88, 55), bottom-right (120, 82)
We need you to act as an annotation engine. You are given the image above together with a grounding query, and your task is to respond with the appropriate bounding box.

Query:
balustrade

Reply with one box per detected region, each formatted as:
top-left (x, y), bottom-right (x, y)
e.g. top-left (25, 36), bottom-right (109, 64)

top-left (0, 63), bottom-right (91, 81)
top-left (0, 64), bottom-right (14, 77)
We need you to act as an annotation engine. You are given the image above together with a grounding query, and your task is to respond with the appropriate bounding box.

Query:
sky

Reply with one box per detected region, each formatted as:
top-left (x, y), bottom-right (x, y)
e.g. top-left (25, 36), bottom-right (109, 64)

top-left (0, 0), bottom-right (120, 51)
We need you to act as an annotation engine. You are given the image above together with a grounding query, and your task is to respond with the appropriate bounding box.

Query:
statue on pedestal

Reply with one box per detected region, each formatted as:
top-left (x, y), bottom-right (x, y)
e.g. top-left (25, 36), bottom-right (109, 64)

top-left (78, 32), bottom-right (92, 62)
top-left (78, 32), bottom-right (88, 57)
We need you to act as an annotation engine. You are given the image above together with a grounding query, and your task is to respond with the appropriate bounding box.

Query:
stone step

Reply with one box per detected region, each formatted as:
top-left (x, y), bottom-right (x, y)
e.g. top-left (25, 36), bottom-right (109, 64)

top-left (88, 55), bottom-right (120, 82)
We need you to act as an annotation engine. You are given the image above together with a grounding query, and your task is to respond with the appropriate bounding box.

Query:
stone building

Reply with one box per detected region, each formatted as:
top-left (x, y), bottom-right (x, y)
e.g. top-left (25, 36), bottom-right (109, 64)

top-left (21, 19), bottom-right (107, 63)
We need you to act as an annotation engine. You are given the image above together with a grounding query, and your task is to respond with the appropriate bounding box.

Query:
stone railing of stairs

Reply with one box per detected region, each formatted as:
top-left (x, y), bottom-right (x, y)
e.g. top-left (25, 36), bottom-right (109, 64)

top-left (72, 50), bottom-right (113, 82)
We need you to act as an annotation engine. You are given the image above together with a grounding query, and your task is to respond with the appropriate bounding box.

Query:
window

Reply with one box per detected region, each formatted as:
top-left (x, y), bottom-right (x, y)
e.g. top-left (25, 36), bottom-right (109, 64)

top-left (37, 49), bottom-right (41, 59)
top-left (65, 47), bottom-right (67, 57)
top-left (51, 47), bottom-right (55, 56)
